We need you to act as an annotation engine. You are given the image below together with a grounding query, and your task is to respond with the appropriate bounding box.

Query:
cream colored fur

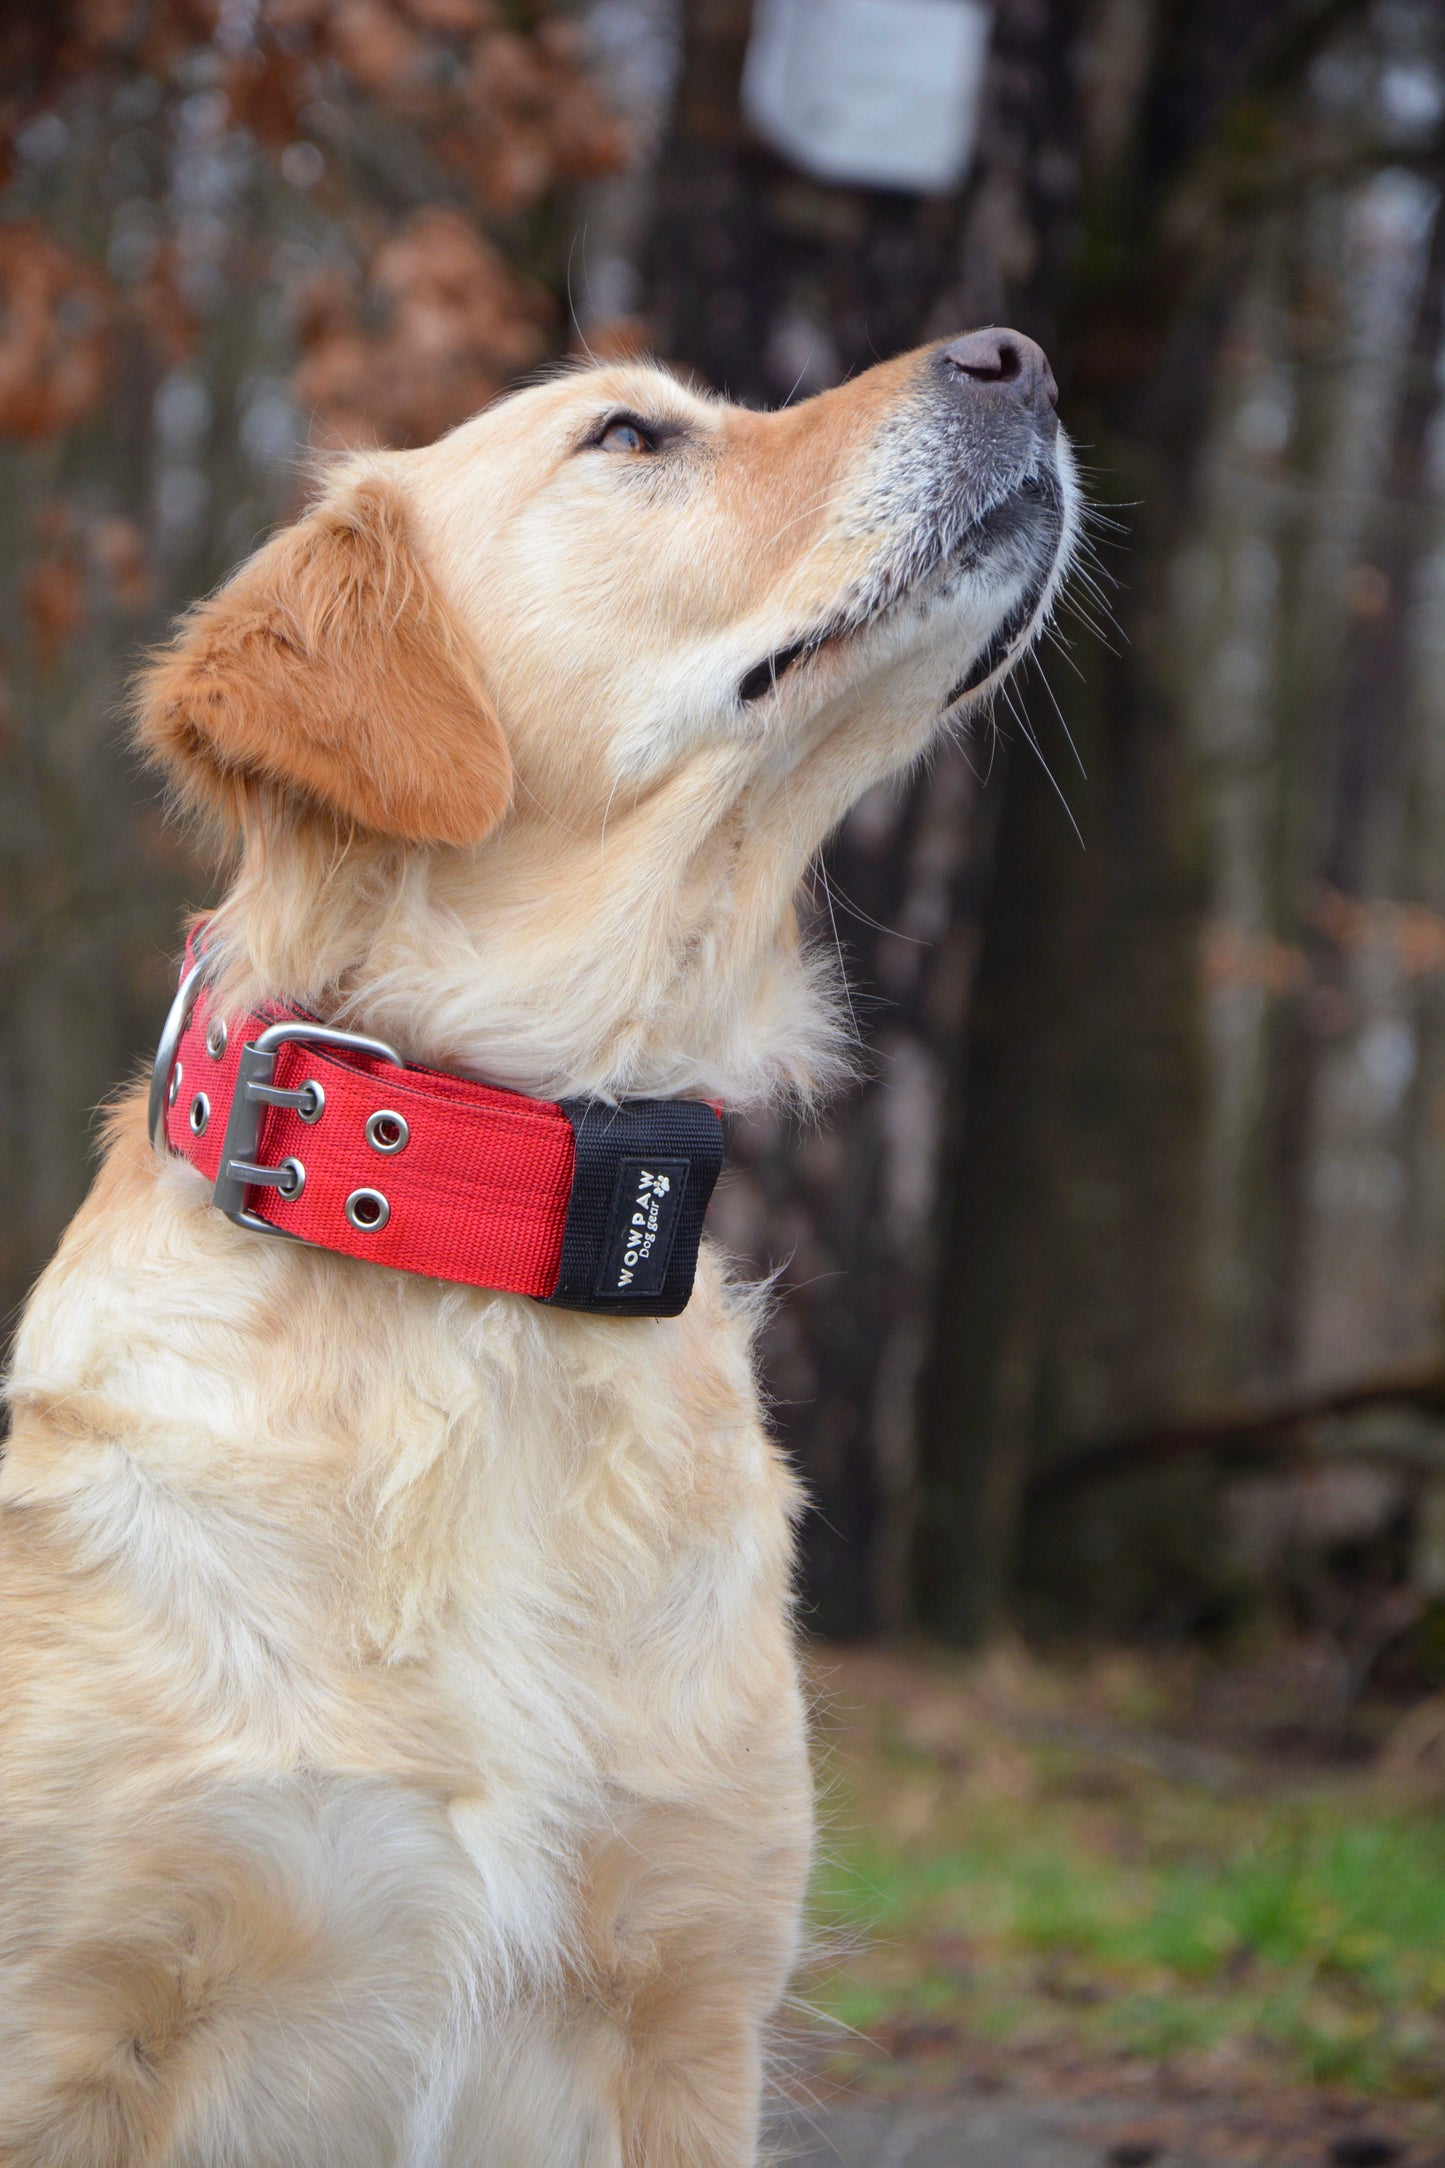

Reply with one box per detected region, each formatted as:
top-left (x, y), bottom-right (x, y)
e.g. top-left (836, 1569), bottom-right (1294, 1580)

top-left (0, 345), bottom-right (1076, 2166)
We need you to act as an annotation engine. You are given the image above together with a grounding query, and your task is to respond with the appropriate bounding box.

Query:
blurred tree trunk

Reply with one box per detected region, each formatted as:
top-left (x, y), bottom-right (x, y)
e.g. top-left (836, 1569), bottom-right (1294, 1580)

top-left (639, 0), bottom-right (1089, 1633)
top-left (919, 0), bottom-right (1445, 1641)
top-left (638, 0), bottom-right (1375, 1637)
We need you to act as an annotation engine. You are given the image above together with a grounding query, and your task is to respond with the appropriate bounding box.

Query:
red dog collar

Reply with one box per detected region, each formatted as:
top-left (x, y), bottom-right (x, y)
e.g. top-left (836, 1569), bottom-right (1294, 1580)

top-left (148, 940), bottom-right (722, 1316)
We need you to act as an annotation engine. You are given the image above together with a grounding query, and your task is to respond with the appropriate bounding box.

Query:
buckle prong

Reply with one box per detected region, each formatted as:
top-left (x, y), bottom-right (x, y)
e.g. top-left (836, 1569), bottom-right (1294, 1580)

top-left (228, 1155), bottom-right (305, 1200)
top-left (244, 1077), bottom-right (324, 1120)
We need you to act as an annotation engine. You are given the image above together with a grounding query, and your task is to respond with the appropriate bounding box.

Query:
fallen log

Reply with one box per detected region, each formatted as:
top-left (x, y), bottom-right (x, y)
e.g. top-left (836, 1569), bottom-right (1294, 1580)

top-left (1026, 1362), bottom-right (1445, 1504)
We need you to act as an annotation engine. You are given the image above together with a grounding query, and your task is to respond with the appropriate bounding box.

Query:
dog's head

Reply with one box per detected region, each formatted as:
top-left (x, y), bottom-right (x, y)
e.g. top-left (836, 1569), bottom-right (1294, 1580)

top-left (138, 332), bottom-right (1077, 1101)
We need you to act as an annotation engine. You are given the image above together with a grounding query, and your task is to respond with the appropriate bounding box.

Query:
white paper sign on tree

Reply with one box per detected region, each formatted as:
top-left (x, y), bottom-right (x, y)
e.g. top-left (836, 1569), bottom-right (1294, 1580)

top-left (742, 0), bottom-right (993, 195)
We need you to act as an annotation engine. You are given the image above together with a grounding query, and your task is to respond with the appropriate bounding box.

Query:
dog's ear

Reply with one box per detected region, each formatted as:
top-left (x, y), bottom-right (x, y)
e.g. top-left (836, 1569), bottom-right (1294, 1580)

top-left (136, 478), bottom-right (512, 846)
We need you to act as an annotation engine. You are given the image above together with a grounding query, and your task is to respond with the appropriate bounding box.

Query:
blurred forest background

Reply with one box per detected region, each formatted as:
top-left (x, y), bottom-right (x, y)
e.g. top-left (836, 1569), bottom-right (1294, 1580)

top-left (4, 0), bottom-right (1445, 1697)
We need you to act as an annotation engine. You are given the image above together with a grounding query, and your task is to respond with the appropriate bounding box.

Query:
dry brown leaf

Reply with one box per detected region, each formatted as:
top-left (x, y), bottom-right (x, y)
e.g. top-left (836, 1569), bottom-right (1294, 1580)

top-left (74, 0), bottom-right (147, 51)
top-left (324, 0), bottom-right (430, 105)
top-left (24, 549), bottom-right (87, 667)
top-left (293, 208), bottom-right (550, 448)
top-left (397, 0), bottom-right (494, 31)
top-left (126, 239), bottom-right (199, 367)
top-left (224, 40), bottom-right (314, 147)
top-left (461, 28), bottom-right (627, 208)
top-left (0, 223), bottom-right (113, 439)
top-left (89, 515), bottom-right (153, 613)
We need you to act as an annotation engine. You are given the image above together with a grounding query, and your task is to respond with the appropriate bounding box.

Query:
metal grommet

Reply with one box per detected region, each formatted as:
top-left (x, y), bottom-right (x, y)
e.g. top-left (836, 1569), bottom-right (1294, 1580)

top-left (168, 1061), bottom-right (183, 1107)
top-left (365, 1109), bottom-right (409, 1155)
top-left (276, 1157), bottom-right (306, 1201)
top-left (206, 1017), bottom-right (227, 1059)
top-left (345, 1186), bottom-right (390, 1232)
top-left (297, 1080), bottom-right (325, 1124)
top-left (189, 1092), bottom-right (210, 1135)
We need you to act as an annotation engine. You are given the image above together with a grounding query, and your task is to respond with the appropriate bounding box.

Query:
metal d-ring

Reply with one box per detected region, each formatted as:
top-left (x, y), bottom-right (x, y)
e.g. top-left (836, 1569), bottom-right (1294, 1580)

top-left (148, 955), bottom-right (207, 1154)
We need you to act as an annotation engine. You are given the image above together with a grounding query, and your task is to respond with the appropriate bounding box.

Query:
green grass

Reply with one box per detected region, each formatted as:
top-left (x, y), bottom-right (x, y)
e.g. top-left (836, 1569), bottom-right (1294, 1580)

top-left (808, 1653), bottom-right (1445, 2097)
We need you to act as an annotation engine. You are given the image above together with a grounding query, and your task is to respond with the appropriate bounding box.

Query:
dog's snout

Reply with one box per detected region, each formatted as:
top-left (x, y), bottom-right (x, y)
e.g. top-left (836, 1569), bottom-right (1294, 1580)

top-left (936, 328), bottom-right (1058, 417)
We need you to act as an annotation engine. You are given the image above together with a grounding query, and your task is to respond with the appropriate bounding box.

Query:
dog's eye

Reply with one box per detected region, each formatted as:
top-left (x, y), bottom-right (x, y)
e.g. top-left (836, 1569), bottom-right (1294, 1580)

top-left (596, 415), bottom-right (657, 455)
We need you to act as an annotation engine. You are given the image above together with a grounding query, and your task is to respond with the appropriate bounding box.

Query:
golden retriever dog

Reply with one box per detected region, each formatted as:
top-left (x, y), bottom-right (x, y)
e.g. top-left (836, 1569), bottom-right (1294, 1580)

top-left (0, 328), bottom-right (1075, 2166)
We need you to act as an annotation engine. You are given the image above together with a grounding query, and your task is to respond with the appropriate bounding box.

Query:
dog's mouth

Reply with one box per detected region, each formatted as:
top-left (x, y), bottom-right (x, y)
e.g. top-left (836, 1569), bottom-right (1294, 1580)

top-left (737, 636), bottom-right (820, 705)
top-left (737, 466), bottom-right (1068, 709)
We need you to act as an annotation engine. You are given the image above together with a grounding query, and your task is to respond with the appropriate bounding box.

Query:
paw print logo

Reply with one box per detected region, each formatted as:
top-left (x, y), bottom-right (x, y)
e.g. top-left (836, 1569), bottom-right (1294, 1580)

top-left (639, 1171), bottom-right (671, 1198)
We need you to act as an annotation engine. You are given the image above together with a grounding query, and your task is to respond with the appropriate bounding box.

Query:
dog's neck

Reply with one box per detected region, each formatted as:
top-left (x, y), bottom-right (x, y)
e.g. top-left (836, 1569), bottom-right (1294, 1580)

top-left (202, 788), bottom-right (850, 1111)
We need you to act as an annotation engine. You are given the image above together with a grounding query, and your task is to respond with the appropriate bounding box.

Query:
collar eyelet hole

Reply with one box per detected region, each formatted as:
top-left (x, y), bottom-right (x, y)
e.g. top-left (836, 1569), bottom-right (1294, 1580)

top-left (365, 1110), bottom-right (409, 1155)
top-left (345, 1187), bottom-right (390, 1233)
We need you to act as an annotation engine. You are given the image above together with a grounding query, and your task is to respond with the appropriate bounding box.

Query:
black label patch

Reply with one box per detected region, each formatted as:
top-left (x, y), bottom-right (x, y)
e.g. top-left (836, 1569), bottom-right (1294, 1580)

top-left (595, 1157), bottom-right (690, 1299)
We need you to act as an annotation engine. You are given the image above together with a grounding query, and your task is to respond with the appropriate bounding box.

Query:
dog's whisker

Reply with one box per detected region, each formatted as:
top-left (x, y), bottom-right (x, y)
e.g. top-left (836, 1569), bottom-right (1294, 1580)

top-left (1025, 650), bottom-right (1088, 779)
top-left (1001, 676), bottom-right (1086, 850)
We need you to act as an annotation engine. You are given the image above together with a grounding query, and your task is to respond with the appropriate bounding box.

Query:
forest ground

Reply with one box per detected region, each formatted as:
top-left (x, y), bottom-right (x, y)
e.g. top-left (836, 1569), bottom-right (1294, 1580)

top-left (779, 1643), bottom-right (1445, 2166)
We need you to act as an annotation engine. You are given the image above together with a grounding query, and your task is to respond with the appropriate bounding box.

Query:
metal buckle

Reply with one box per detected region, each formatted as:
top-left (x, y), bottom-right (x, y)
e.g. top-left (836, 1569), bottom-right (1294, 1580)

top-left (212, 1019), bottom-right (403, 1238)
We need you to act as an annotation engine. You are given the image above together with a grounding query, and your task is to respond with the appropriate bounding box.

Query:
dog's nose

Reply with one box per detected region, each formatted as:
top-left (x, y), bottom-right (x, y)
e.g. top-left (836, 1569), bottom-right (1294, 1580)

top-left (936, 328), bottom-right (1058, 416)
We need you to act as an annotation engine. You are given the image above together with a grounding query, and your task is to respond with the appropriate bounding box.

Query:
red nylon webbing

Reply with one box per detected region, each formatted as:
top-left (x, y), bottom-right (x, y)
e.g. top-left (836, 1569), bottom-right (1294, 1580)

top-left (165, 985), bottom-right (576, 1297)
